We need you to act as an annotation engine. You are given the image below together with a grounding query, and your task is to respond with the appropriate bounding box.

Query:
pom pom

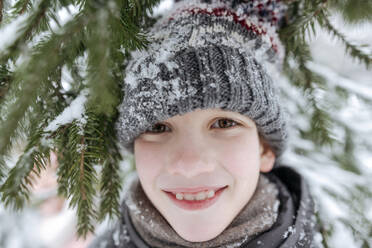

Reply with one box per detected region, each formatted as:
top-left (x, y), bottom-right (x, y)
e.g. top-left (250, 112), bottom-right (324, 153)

top-left (173, 0), bottom-right (287, 28)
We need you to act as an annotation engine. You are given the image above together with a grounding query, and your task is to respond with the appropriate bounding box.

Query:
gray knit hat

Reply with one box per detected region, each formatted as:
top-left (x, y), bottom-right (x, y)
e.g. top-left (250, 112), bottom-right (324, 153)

top-left (115, 0), bottom-right (289, 157)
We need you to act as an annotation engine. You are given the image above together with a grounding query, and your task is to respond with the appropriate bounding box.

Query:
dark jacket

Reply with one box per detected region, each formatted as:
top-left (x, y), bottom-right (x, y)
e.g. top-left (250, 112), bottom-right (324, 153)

top-left (89, 165), bottom-right (318, 248)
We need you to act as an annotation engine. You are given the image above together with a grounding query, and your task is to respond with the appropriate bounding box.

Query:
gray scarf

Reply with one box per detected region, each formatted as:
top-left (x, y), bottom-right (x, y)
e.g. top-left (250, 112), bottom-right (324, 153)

top-left (125, 174), bottom-right (280, 248)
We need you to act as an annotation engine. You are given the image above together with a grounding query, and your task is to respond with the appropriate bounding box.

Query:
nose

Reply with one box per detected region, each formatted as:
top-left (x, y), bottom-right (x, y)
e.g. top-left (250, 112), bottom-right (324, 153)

top-left (166, 139), bottom-right (215, 178)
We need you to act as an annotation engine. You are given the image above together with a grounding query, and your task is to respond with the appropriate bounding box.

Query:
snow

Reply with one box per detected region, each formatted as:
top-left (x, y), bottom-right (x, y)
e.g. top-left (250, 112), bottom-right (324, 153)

top-left (1, 1), bottom-right (372, 247)
top-left (76, 143), bottom-right (88, 153)
top-left (38, 203), bottom-right (77, 247)
top-left (49, 5), bottom-right (80, 33)
top-left (0, 205), bottom-right (43, 248)
top-left (112, 228), bottom-right (120, 246)
top-left (270, 15), bottom-right (372, 246)
top-left (122, 172), bottom-right (141, 215)
top-left (328, 222), bottom-right (361, 248)
top-left (310, 13), bottom-right (372, 83)
top-left (313, 232), bottom-right (324, 247)
top-left (278, 14), bottom-right (372, 247)
top-left (44, 89), bottom-right (89, 132)
top-left (0, 13), bottom-right (29, 55)
top-left (225, 234), bottom-right (249, 248)
top-left (283, 225), bottom-right (296, 239)
top-left (358, 149), bottom-right (372, 173)
top-left (2, 140), bottom-right (26, 170)
top-left (153, 0), bottom-right (174, 17)
top-left (307, 61), bottom-right (372, 99)
top-left (367, 205), bottom-right (372, 222)
top-left (61, 65), bottom-right (74, 91)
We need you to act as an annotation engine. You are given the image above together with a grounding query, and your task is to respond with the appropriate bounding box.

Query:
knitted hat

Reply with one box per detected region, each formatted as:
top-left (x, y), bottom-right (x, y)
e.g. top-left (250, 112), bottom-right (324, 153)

top-left (115, 0), bottom-right (289, 158)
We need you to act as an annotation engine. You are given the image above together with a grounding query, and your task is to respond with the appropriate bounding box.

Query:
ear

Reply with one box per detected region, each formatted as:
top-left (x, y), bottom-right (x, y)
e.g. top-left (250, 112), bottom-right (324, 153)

top-left (259, 141), bottom-right (276, 173)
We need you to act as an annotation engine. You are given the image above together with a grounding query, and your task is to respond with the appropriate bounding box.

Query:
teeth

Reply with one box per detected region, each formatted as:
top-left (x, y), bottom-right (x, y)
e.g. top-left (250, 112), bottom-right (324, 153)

top-left (184, 194), bottom-right (195, 201)
top-left (172, 189), bottom-right (217, 201)
top-left (207, 190), bottom-right (215, 198)
top-left (195, 191), bottom-right (206, 201)
top-left (176, 193), bottom-right (183, 200)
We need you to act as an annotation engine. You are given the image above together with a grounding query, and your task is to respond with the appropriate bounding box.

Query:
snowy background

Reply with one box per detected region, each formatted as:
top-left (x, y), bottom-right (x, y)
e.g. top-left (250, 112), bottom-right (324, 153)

top-left (0, 0), bottom-right (371, 247)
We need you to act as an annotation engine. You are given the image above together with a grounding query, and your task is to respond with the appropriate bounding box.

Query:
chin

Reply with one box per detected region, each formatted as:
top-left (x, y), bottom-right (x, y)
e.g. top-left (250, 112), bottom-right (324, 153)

top-left (163, 212), bottom-right (230, 243)
top-left (173, 224), bottom-right (224, 242)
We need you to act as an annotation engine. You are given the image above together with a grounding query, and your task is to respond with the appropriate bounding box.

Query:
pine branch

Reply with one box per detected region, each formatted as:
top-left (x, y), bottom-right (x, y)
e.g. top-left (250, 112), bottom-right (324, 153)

top-left (84, 7), bottom-right (119, 116)
top-left (98, 115), bottom-right (123, 221)
top-left (79, 136), bottom-right (87, 200)
top-left (0, 14), bottom-right (87, 180)
top-left (19, 0), bottom-right (29, 14)
top-left (282, 34), bottom-right (336, 147)
top-left (57, 117), bottom-right (99, 238)
top-left (98, 153), bottom-right (122, 220)
top-left (329, 0), bottom-right (372, 24)
top-left (315, 212), bottom-right (331, 248)
top-left (0, 129), bottom-right (51, 210)
top-left (55, 124), bottom-right (72, 198)
top-left (115, 0), bottom-right (162, 24)
top-left (323, 182), bottom-right (372, 245)
top-left (308, 105), bottom-right (335, 146)
top-left (280, 0), bottom-right (329, 42)
top-left (0, 0), bottom-right (51, 61)
top-left (312, 165), bottom-right (372, 246)
top-left (52, 109), bottom-right (124, 237)
top-left (0, 0), bottom-right (169, 238)
top-left (322, 16), bottom-right (372, 69)
top-left (53, 110), bottom-right (122, 237)
top-left (0, 64), bottom-right (60, 180)
top-left (0, 155), bottom-right (34, 209)
top-left (329, 117), bottom-right (368, 175)
top-left (11, 0), bottom-right (30, 15)
top-left (0, 64), bottom-right (11, 102)
top-left (0, 0), bottom-right (4, 23)
top-left (332, 127), bottom-right (360, 174)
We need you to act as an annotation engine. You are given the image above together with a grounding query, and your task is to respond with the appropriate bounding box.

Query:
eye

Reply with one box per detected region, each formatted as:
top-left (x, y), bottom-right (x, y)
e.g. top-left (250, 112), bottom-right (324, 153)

top-left (145, 123), bottom-right (171, 134)
top-left (211, 118), bottom-right (239, 129)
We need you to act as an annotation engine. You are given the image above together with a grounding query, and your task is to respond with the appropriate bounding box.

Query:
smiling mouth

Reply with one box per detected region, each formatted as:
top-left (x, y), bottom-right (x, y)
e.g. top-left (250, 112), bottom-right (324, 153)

top-left (163, 186), bottom-right (228, 211)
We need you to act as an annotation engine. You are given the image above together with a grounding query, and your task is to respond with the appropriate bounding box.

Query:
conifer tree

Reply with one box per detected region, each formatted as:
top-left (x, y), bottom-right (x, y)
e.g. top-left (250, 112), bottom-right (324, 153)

top-left (0, 0), bottom-right (371, 246)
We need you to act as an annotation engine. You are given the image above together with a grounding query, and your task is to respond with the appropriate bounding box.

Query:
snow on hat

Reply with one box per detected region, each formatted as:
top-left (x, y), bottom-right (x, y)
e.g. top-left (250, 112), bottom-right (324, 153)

top-left (115, 0), bottom-right (289, 157)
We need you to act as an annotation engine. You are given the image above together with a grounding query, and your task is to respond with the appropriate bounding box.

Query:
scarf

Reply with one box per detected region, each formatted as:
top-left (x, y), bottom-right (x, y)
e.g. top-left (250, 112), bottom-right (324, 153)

top-left (124, 174), bottom-right (280, 248)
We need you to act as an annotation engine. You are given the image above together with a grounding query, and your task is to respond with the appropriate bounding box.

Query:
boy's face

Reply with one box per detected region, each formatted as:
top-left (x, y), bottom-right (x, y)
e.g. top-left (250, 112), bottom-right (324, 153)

top-left (134, 108), bottom-right (276, 242)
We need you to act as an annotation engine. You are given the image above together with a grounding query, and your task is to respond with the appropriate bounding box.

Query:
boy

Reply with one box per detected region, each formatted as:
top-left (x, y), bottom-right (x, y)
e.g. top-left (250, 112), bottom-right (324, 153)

top-left (90, 0), bottom-right (318, 247)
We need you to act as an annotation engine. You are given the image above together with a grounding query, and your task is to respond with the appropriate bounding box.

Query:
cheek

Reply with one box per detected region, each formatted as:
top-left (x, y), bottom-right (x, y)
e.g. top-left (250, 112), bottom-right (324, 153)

top-left (213, 133), bottom-right (261, 177)
top-left (134, 140), bottom-right (165, 184)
